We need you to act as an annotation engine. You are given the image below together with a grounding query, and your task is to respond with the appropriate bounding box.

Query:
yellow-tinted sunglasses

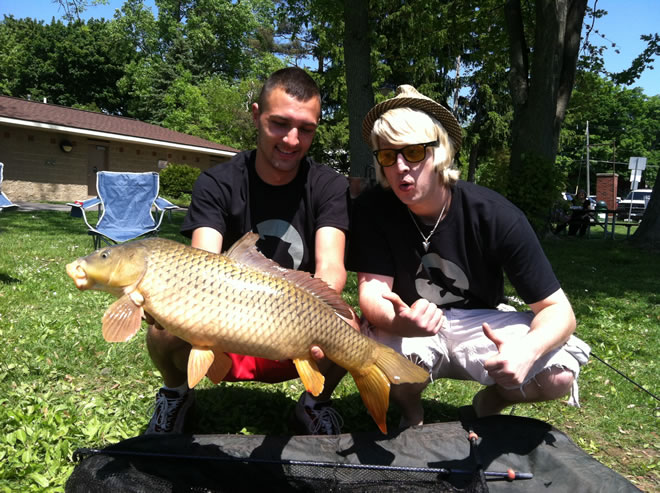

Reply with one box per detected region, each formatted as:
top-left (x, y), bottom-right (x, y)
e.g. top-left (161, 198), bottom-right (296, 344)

top-left (372, 141), bottom-right (438, 167)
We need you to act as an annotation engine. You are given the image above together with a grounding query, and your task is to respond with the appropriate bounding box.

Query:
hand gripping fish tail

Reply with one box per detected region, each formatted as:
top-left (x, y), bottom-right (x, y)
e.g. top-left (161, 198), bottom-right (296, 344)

top-left (65, 232), bottom-right (429, 435)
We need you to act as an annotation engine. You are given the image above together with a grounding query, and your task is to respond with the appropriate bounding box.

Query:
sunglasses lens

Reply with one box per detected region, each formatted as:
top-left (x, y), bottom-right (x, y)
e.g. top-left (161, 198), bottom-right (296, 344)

top-left (402, 145), bottom-right (426, 162)
top-left (376, 150), bottom-right (396, 167)
top-left (374, 142), bottom-right (435, 167)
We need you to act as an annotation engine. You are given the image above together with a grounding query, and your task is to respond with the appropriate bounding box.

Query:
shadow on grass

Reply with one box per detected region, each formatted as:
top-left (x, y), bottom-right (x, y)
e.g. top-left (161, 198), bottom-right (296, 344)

top-left (183, 384), bottom-right (463, 436)
top-left (0, 209), bottom-right (190, 250)
top-left (0, 273), bottom-right (20, 284)
top-left (1, 209), bottom-right (87, 237)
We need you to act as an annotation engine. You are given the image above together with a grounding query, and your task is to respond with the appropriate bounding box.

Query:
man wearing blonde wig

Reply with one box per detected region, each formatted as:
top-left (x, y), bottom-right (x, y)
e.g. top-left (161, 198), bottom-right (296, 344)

top-left (347, 85), bottom-right (590, 427)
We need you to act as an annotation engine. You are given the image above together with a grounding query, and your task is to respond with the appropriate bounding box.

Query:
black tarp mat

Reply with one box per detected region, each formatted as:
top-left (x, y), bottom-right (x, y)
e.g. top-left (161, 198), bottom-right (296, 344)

top-left (66, 415), bottom-right (640, 493)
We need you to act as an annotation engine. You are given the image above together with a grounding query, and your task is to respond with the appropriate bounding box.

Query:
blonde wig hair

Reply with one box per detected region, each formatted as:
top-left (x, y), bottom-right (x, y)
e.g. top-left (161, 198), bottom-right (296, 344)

top-left (370, 107), bottom-right (460, 189)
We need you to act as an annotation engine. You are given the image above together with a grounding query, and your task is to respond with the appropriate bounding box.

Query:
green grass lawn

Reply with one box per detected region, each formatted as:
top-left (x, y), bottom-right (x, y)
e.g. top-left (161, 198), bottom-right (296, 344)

top-left (0, 209), bottom-right (658, 491)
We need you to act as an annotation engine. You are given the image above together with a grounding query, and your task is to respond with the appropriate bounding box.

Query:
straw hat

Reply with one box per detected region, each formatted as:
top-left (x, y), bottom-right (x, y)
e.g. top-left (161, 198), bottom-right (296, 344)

top-left (361, 85), bottom-right (462, 152)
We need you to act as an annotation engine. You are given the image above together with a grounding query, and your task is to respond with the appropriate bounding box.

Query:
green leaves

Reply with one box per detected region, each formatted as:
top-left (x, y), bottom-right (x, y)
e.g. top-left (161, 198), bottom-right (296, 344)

top-left (159, 163), bottom-right (201, 200)
top-left (562, 71), bottom-right (659, 191)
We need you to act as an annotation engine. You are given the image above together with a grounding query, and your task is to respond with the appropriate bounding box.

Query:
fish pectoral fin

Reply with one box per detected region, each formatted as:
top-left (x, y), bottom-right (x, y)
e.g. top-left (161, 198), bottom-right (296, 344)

top-left (206, 348), bottom-right (232, 384)
top-left (129, 291), bottom-right (145, 306)
top-left (188, 347), bottom-right (215, 388)
top-left (101, 294), bottom-right (144, 342)
top-left (351, 365), bottom-right (391, 435)
top-left (293, 357), bottom-right (325, 397)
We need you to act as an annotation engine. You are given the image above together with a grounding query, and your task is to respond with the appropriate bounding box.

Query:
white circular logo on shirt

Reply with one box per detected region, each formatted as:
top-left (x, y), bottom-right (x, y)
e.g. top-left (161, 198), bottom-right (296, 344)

top-left (256, 219), bottom-right (304, 270)
top-left (415, 252), bottom-right (469, 305)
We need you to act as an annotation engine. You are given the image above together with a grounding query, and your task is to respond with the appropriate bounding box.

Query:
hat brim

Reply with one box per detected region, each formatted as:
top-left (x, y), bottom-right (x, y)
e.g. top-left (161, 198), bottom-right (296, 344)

top-left (362, 96), bottom-right (462, 152)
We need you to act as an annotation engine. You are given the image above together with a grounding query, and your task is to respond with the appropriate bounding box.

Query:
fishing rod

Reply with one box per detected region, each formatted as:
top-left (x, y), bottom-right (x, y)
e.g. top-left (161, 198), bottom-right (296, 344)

top-left (72, 447), bottom-right (533, 481)
top-left (591, 352), bottom-right (660, 403)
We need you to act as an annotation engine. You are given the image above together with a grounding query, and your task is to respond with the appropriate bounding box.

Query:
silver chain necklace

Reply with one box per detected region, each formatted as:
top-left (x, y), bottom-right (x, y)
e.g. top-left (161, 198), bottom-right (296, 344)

top-left (408, 202), bottom-right (447, 252)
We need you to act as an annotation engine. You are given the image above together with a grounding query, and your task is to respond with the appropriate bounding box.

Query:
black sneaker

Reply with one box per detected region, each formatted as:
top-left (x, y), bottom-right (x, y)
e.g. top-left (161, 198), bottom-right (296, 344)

top-left (145, 388), bottom-right (195, 434)
top-left (293, 392), bottom-right (343, 435)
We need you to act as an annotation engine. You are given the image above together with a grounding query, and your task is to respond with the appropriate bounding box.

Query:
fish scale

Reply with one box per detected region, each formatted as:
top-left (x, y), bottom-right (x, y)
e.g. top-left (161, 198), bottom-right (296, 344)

top-left (66, 233), bottom-right (431, 433)
top-left (136, 239), bottom-right (366, 364)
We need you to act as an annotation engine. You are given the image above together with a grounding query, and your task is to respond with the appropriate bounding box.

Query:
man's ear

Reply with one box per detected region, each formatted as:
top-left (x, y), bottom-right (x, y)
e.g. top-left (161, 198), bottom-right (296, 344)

top-left (251, 102), bottom-right (260, 128)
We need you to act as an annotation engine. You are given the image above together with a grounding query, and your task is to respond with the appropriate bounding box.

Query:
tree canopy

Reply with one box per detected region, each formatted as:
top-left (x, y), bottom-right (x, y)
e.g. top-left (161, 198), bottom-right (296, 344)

top-left (1, 0), bottom-right (657, 238)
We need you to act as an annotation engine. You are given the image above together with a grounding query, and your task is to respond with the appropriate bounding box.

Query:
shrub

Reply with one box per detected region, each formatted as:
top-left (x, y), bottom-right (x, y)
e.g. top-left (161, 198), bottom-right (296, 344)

top-left (160, 163), bottom-right (201, 199)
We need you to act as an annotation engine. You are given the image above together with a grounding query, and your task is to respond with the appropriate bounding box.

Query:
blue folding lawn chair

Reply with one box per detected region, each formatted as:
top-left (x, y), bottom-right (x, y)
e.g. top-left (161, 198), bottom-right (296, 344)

top-left (0, 162), bottom-right (18, 212)
top-left (68, 171), bottom-right (177, 249)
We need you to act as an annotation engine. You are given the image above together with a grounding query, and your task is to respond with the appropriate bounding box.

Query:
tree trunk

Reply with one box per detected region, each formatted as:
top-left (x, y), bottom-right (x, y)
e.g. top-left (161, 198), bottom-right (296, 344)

top-left (467, 140), bottom-right (480, 183)
top-left (343, 0), bottom-right (374, 196)
top-left (630, 180), bottom-right (660, 248)
top-left (504, 0), bottom-right (587, 230)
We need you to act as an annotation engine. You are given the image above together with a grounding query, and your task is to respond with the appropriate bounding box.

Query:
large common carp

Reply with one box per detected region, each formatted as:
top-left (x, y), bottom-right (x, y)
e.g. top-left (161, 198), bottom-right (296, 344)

top-left (66, 233), bottom-right (429, 433)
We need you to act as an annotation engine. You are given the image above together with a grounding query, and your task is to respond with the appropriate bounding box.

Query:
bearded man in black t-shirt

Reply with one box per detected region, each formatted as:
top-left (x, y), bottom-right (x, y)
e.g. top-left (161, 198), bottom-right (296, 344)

top-left (144, 67), bottom-right (355, 436)
top-left (346, 85), bottom-right (590, 428)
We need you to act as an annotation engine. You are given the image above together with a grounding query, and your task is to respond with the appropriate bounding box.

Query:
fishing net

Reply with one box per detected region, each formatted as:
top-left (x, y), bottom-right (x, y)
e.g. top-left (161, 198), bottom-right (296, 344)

top-left (66, 415), bottom-right (640, 493)
top-left (66, 453), bottom-right (486, 492)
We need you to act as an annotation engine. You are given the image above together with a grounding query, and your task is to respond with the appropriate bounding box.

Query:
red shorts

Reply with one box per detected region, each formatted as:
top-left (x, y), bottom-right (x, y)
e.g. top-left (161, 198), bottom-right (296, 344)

top-left (222, 353), bottom-right (298, 383)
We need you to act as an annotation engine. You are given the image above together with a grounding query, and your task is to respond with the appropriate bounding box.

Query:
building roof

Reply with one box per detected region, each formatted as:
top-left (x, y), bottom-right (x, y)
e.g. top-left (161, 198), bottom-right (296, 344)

top-left (0, 95), bottom-right (239, 157)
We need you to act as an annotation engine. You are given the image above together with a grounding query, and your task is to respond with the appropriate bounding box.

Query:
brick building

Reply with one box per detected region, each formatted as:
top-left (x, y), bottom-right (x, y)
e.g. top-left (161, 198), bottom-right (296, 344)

top-left (0, 95), bottom-right (238, 202)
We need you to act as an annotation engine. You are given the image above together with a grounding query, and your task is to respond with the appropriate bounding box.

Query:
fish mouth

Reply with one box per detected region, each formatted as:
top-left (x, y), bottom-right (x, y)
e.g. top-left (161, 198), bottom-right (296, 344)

top-left (66, 261), bottom-right (91, 290)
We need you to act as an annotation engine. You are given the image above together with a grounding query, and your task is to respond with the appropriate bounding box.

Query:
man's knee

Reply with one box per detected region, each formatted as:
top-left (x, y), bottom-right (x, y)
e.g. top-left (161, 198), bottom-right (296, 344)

top-left (146, 323), bottom-right (167, 350)
top-left (534, 366), bottom-right (574, 400)
top-left (146, 324), bottom-right (190, 360)
top-left (390, 380), bottom-right (429, 404)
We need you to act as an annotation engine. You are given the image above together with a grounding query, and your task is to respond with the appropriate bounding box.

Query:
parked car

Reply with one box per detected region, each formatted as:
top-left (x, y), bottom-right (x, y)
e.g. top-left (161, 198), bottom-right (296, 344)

top-left (557, 192), bottom-right (597, 228)
top-left (616, 189), bottom-right (652, 221)
top-left (586, 196), bottom-right (597, 209)
top-left (588, 195), bottom-right (621, 208)
top-left (563, 192), bottom-right (596, 209)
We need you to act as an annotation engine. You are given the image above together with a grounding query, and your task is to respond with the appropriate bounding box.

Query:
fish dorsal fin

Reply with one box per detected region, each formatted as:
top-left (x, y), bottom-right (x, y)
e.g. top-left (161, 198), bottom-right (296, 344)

top-left (225, 232), bottom-right (288, 276)
top-left (225, 232), bottom-right (353, 319)
top-left (280, 270), bottom-right (353, 319)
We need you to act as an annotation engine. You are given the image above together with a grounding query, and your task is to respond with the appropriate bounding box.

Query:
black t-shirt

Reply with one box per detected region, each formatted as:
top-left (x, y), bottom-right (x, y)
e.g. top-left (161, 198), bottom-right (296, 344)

top-left (181, 150), bottom-right (350, 273)
top-left (347, 181), bottom-right (560, 309)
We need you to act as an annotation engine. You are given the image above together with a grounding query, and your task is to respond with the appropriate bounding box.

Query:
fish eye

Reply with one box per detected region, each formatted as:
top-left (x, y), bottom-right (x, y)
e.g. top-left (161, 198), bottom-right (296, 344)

top-left (101, 251), bottom-right (110, 259)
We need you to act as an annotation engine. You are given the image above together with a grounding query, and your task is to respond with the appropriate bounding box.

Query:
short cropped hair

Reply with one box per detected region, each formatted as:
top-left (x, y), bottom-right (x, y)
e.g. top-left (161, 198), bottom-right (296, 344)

top-left (258, 67), bottom-right (321, 114)
top-left (370, 107), bottom-right (459, 189)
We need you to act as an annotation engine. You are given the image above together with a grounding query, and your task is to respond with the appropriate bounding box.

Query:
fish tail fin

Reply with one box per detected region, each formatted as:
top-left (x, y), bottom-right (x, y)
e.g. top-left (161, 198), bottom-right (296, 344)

top-left (351, 345), bottom-right (429, 435)
top-left (351, 364), bottom-right (391, 434)
top-left (187, 347), bottom-right (215, 388)
top-left (375, 344), bottom-right (430, 386)
top-left (294, 357), bottom-right (325, 396)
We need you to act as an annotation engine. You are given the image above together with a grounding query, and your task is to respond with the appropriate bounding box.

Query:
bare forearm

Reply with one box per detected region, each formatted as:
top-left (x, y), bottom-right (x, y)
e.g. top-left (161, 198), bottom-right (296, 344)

top-left (526, 290), bottom-right (576, 359)
top-left (314, 226), bottom-right (347, 294)
top-left (191, 227), bottom-right (223, 254)
top-left (360, 292), bottom-right (397, 329)
top-left (315, 264), bottom-right (347, 294)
